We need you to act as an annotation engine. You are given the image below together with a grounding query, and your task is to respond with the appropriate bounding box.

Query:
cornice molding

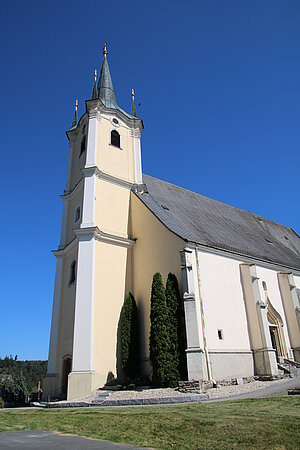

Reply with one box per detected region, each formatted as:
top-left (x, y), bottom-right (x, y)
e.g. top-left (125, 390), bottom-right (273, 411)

top-left (187, 242), bottom-right (300, 275)
top-left (85, 99), bottom-right (143, 131)
top-left (61, 178), bottom-right (84, 201)
top-left (53, 226), bottom-right (135, 255)
top-left (95, 229), bottom-right (136, 248)
top-left (74, 226), bottom-right (135, 248)
top-left (81, 165), bottom-right (146, 192)
top-left (53, 237), bottom-right (78, 257)
top-left (66, 113), bottom-right (88, 140)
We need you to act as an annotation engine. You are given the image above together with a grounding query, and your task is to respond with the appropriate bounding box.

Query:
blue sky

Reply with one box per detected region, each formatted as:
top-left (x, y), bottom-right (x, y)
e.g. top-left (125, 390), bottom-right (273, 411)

top-left (0, 1), bottom-right (299, 360)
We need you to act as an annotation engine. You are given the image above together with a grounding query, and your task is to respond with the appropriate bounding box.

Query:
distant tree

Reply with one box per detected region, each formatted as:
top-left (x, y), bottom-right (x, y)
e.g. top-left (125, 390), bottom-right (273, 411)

top-left (149, 273), bottom-right (173, 387)
top-left (121, 293), bottom-right (139, 378)
top-left (0, 371), bottom-right (28, 404)
top-left (165, 273), bottom-right (187, 381)
top-left (0, 358), bottom-right (47, 394)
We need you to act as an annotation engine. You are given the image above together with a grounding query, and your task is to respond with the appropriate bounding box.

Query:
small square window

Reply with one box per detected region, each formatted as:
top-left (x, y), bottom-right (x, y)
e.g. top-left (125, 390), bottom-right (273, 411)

top-left (217, 329), bottom-right (224, 340)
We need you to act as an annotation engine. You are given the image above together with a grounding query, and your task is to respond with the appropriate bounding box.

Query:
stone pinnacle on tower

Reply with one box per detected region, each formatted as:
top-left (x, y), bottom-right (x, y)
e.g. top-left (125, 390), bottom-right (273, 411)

top-left (131, 89), bottom-right (137, 117)
top-left (70, 99), bottom-right (78, 129)
top-left (91, 69), bottom-right (98, 99)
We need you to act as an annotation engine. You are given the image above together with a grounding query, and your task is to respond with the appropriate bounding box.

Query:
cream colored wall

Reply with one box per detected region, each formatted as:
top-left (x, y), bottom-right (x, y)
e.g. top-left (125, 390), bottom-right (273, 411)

top-left (65, 188), bottom-right (83, 246)
top-left (130, 193), bottom-right (186, 365)
top-left (197, 251), bottom-right (251, 351)
top-left (94, 240), bottom-right (128, 382)
top-left (96, 114), bottom-right (137, 183)
top-left (256, 265), bottom-right (292, 353)
top-left (55, 246), bottom-right (78, 380)
top-left (95, 179), bottom-right (130, 237)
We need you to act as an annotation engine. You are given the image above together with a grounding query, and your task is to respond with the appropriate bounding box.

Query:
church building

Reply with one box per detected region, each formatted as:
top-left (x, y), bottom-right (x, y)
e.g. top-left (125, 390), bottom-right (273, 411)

top-left (43, 45), bottom-right (300, 401)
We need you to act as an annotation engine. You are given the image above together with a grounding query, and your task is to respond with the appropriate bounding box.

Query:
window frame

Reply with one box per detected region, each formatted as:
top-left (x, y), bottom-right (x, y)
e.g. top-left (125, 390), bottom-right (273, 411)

top-left (110, 129), bottom-right (121, 148)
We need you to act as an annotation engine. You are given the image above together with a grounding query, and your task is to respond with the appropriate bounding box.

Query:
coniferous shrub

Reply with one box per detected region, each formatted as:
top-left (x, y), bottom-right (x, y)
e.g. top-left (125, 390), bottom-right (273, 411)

top-left (0, 397), bottom-right (4, 409)
top-left (149, 272), bottom-right (172, 387)
top-left (166, 273), bottom-right (188, 382)
top-left (121, 292), bottom-right (139, 379)
top-left (165, 273), bottom-right (180, 385)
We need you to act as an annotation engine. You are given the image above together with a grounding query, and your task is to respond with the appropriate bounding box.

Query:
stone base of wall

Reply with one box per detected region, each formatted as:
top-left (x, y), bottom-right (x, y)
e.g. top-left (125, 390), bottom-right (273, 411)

top-left (42, 374), bottom-right (61, 401)
top-left (67, 371), bottom-right (105, 401)
top-left (208, 351), bottom-right (254, 381)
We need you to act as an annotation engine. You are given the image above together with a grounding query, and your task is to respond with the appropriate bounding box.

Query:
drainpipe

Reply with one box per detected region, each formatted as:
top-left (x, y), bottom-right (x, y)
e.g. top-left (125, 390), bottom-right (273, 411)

top-left (195, 245), bottom-right (212, 381)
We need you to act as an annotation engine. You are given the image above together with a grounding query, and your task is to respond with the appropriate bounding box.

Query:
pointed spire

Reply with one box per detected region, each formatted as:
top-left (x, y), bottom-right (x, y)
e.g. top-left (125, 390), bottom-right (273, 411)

top-left (131, 89), bottom-right (137, 117)
top-left (97, 42), bottom-right (118, 109)
top-left (91, 69), bottom-right (98, 99)
top-left (71, 99), bottom-right (78, 129)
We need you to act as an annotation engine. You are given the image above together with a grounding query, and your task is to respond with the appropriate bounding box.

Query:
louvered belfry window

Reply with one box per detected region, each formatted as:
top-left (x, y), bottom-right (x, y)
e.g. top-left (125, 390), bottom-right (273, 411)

top-left (111, 130), bottom-right (120, 148)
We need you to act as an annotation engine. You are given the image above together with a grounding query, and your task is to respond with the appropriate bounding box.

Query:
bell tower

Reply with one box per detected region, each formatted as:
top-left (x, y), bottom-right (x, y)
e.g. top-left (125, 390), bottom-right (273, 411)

top-left (43, 44), bottom-right (144, 400)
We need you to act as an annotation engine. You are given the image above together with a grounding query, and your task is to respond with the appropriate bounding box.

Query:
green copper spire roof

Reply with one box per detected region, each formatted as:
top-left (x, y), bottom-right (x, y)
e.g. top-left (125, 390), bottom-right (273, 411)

top-left (70, 100), bottom-right (78, 129)
top-left (91, 69), bottom-right (98, 99)
top-left (93, 43), bottom-right (142, 124)
top-left (97, 43), bottom-right (118, 109)
top-left (131, 89), bottom-right (137, 117)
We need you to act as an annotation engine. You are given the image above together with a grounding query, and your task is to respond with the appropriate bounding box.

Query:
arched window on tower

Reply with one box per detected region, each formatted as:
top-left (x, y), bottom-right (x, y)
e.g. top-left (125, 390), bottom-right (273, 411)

top-left (80, 135), bottom-right (86, 156)
top-left (111, 130), bottom-right (120, 148)
top-left (69, 261), bottom-right (76, 286)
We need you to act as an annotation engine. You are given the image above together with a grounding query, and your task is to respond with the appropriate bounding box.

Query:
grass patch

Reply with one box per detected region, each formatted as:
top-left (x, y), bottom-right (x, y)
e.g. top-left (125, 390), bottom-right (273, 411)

top-left (0, 397), bottom-right (299, 449)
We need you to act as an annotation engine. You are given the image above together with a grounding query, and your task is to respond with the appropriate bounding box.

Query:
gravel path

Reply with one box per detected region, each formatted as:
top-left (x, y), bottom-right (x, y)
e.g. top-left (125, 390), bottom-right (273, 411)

top-left (44, 376), bottom-right (300, 408)
top-left (73, 377), bottom-right (296, 403)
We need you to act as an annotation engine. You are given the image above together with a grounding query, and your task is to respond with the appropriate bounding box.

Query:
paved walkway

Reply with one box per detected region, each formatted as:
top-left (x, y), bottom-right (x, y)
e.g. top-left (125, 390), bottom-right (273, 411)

top-left (206, 376), bottom-right (300, 402)
top-left (0, 431), bottom-right (145, 450)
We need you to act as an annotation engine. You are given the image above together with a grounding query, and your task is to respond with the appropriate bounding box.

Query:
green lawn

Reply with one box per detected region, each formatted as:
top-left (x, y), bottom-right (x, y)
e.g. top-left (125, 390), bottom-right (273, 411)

top-left (0, 397), bottom-right (299, 449)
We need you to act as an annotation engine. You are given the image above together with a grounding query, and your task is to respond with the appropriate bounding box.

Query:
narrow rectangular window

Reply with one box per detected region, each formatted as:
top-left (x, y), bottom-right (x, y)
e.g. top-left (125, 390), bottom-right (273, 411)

top-left (217, 329), bottom-right (224, 340)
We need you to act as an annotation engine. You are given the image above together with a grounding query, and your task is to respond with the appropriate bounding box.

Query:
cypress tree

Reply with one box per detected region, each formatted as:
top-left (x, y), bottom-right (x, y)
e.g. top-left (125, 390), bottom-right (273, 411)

top-left (149, 272), bottom-right (171, 387)
top-left (165, 273), bottom-right (180, 385)
top-left (166, 273), bottom-right (188, 382)
top-left (121, 293), bottom-right (139, 379)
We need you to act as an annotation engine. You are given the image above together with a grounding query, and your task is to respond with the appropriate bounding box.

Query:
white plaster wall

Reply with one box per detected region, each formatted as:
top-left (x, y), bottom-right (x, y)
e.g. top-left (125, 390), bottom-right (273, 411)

top-left (294, 275), bottom-right (300, 289)
top-left (197, 250), bottom-right (251, 351)
top-left (256, 265), bottom-right (292, 353)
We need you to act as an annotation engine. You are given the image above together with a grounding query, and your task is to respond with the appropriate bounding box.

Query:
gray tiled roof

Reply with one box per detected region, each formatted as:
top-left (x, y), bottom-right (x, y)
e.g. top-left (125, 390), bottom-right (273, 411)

top-left (134, 174), bottom-right (300, 270)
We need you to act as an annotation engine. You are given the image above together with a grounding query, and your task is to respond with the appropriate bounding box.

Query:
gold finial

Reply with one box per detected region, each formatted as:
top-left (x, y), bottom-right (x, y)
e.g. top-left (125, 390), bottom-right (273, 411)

top-left (103, 42), bottom-right (108, 57)
top-left (94, 69), bottom-right (97, 81)
top-left (131, 88), bottom-right (135, 100)
top-left (75, 99), bottom-right (78, 111)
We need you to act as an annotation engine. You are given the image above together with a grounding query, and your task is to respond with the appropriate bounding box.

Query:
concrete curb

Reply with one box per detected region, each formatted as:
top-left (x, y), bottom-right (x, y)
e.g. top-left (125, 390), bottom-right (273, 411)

top-left (43, 394), bottom-right (208, 408)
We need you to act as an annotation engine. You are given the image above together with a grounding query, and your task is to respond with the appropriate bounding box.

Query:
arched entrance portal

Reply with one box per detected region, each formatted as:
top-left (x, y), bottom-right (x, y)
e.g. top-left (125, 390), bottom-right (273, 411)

top-left (62, 356), bottom-right (72, 398)
top-left (267, 307), bottom-right (286, 359)
top-left (262, 281), bottom-right (287, 360)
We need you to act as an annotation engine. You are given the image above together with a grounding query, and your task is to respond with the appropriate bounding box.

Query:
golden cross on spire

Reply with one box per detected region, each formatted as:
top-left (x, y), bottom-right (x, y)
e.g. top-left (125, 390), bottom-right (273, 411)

top-left (103, 42), bottom-right (108, 57)
top-left (75, 99), bottom-right (78, 111)
top-left (94, 69), bottom-right (97, 81)
top-left (131, 88), bottom-right (135, 101)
